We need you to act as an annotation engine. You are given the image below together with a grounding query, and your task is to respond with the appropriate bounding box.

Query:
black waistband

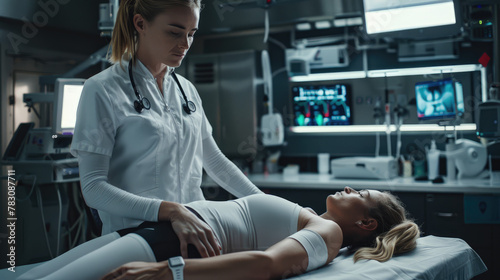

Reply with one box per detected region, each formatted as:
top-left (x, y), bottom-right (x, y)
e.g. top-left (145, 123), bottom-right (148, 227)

top-left (117, 205), bottom-right (205, 237)
top-left (116, 206), bottom-right (207, 261)
top-left (185, 205), bottom-right (204, 221)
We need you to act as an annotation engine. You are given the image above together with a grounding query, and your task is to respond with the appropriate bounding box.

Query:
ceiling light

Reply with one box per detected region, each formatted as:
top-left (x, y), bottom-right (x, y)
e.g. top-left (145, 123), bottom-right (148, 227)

top-left (296, 22), bottom-right (311, 31)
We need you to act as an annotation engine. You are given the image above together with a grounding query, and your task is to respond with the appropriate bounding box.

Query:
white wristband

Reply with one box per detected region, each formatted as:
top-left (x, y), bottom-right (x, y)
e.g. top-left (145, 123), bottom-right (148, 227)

top-left (168, 256), bottom-right (185, 280)
top-left (289, 229), bottom-right (328, 271)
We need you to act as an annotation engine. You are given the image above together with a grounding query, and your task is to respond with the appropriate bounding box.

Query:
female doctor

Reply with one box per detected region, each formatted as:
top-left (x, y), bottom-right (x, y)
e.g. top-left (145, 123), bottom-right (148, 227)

top-left (70, 0), bottom-right (263, 259)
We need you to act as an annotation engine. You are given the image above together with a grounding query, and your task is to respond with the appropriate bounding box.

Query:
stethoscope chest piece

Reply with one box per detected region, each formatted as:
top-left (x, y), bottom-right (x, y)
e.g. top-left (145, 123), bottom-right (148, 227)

top-left (129, 61), bottom-right (151, 113)
top-left (184, 101), bottom-right (196, 114)
top-left (129, 60), bottom-right (195, 115)
top-left (134, 97), bottom-right (151, 113)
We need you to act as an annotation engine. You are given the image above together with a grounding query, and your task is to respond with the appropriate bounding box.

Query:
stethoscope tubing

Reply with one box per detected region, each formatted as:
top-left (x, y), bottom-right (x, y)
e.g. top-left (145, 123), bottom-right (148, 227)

top-left (128, 60), bottom-right (196, 114)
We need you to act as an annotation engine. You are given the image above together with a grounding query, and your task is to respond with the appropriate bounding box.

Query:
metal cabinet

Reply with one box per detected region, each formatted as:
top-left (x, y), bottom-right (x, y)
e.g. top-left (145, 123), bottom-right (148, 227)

top-left (424, 193), bottom-right (496, 280)
top-left (187, 50), bottom-right (258, 159)
top-left (425, 193), bottom-right (465, 237)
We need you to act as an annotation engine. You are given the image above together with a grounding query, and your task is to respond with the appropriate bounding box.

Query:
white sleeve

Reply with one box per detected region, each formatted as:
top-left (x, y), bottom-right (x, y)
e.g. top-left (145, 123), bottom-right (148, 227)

top-left (289, 229), bottom-right (329, 271)
top-left (202, 136), bottom-right (263, 198)
top-left (78, 151), bottom-right (163, 222)
top-left (70, 79), bottom-right (116, 157)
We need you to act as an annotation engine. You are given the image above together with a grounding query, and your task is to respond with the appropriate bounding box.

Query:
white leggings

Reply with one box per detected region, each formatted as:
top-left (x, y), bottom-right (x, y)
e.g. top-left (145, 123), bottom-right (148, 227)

top-left (16, 232), bottom-right (156, 280)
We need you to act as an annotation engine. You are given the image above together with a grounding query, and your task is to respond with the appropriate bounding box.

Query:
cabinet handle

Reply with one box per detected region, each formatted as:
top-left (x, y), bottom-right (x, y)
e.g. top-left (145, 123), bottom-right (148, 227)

top-left (435, 212), bottom-right (456, 218)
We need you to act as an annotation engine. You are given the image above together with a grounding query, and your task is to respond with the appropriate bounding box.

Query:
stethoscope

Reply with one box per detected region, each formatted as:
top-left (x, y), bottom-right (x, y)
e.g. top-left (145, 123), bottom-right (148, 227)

top-left (128, 60), bottom-right (196, 114)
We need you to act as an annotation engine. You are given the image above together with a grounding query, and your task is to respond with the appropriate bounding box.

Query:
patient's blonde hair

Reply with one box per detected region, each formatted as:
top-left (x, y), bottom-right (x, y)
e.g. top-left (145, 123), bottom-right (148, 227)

top-left (110, 0), bottom-right (202, 64)
top-left (353, 192), bottom-right (420, 262)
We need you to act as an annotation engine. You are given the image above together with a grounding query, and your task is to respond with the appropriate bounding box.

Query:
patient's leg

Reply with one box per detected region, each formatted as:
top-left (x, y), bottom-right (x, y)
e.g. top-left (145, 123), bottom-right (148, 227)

top-left (19, 233), bottom-right (156, 280)
top-left (16, 232), bottom-right (120, 280)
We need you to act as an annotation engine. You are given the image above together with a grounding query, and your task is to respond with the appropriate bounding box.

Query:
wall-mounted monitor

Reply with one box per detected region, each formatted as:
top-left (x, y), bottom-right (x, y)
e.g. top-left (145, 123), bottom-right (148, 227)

top-left (415, 78), bottom-right (462, 122)
top-left (362, 0), bottom-right (462, 40)
top-left (292, 84), bottom-right (352, 126)
top-left (455, 80), bottom-right (464, 116)
top-left (477, 101), bottom-right (500, 139)
top-left (53, 78), bottom-right (85, 135)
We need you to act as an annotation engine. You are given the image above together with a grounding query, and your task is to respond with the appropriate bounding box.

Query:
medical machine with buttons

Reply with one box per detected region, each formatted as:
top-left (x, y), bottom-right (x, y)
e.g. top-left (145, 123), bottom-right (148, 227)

top-left (2, 78), bottom-right (85, 184)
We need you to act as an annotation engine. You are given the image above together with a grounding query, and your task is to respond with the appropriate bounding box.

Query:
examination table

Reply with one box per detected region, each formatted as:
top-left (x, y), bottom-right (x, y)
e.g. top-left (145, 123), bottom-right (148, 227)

top-left (0, 235), bottom-right (487, 280)
top-left (290, 235), bottom-right (487, 280)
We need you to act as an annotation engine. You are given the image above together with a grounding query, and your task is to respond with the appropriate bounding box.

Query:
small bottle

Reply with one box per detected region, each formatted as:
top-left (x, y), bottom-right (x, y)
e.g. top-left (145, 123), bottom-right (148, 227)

top-left (446, 137), bottom-right (456, 182)
top-left (427, 140), bottom-right (439, 180)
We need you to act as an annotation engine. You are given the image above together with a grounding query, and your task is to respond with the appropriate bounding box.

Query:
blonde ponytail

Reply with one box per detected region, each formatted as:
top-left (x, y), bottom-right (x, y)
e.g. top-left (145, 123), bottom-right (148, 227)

top-left (110, 0), bottom-right (137, 64)
top-left (348, 191), bottom-right (420, 262)
top-left (353, 220), bottom-right (420, 262)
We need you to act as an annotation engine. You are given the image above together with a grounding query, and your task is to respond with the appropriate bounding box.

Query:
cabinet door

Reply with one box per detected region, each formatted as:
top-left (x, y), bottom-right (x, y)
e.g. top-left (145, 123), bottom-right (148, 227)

top-left (219, 51), bottom-right (258, 158)
top-left (187, 54), bottom-right (221, 143)
top-left (425, 193), bottom-right (464, 237)
top-left (426, 193), bottom-right (493, 280)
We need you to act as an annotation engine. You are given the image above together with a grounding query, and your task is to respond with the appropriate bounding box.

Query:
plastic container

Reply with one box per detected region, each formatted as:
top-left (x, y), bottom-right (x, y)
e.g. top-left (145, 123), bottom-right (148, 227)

top-left (318, 153), bottom-right (330, 174)
top-left (283, 164), bottom-right (299, 179)
top-left (446, 137), bottom-right (456, 182)
top-left (427, 140), bottom-right (440, 180)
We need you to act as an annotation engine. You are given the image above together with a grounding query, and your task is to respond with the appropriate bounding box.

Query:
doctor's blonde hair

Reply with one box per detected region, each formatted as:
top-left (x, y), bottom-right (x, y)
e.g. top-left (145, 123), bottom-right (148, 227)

top-left (353, 192), bottom-right (420, 262)
top-left (110, 0), bottom-right (202, 64)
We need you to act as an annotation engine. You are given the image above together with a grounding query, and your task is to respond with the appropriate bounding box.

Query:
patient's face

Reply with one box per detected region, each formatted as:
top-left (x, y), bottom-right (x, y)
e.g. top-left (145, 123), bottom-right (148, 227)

top-left (326, 187), bottom-right (383, 225)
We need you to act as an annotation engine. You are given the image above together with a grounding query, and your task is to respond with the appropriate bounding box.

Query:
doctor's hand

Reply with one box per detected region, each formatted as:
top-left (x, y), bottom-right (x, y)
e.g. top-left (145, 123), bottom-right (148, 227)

top-left (159, 201), bottom-right (221, 258)
top-left (101, 261), bottom-right (171, 280)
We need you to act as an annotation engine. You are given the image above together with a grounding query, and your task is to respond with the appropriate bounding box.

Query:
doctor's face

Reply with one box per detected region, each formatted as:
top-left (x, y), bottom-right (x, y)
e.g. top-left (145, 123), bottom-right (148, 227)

top-left (137, 5), bottom-right (199, 67)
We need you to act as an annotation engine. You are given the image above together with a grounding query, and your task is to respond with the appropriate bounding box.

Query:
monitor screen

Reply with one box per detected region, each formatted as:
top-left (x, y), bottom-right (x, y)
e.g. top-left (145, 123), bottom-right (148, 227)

top-left (292, 84), bottom-right (352, 126)
top-left (2, 122), bottom-right (34, 160)
top-left (53, 78), bottom-right (85, 135)
top-left (415, 78), bottom-right (457, 121)
top-left (478, 108), bottom-right (499, 135)
top-left (477, 101), bottom-right (500, 139)
top-left (362, 0), bottom-right (461, 40)
top-left (455, 80), bottom-right (464, 115)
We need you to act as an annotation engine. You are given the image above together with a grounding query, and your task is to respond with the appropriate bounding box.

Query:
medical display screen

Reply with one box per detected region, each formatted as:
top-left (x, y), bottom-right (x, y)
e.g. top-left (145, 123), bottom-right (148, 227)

top-left (60, 84), bottom-right (83, 133)
top-left (363, 0), bottom-right (456, 35)
top-left (477, 104), bottom-right (500, 139)
top-left (53, 78), bottom-right (85, 136)
top-left (455, 81), bottom-right (464, 114)
top-left (415, 78), bottom-right (457, 121)
top-left (292, 84), bottom-right (352, 126)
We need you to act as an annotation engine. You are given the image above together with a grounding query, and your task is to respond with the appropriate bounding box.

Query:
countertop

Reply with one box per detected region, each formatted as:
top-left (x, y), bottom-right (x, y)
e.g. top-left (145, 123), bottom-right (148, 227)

top-left (203, 173), bottom-right (500, 194)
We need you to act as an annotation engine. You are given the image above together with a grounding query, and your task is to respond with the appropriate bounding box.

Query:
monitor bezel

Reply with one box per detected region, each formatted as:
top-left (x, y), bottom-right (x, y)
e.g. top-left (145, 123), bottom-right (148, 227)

top-left (52, 78), bottom-right (86, 136)
top-left (415, 78), bottom-right (460, 122)
top-left (477, 101), bottom-right (500, 139)
top-left (361, 0), bottom-right (463, 41)
top-left (2, 122), bottom-right (34, 161)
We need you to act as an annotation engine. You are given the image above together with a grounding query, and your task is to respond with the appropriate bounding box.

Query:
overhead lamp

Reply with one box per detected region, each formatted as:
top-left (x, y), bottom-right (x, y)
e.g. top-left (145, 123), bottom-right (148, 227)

top-left (296, 22), bottom-right (311, 31)
top-left (334, 16), bottom-right (363, 27)
top-left (315, 20), bottom-right (332, 29)
top-left (289, 123), bottom-right (477, 134)
top-left (367, 64), bottom-right (482, 78)
top-left (289, 71), bottom-right (366, 82)
top-left (289, 64), bottom-right (486, 101)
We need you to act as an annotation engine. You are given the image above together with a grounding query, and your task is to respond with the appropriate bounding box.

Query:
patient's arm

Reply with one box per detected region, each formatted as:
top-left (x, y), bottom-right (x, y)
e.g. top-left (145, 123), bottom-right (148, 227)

top-left (103, 209), bottom-right (343, 280)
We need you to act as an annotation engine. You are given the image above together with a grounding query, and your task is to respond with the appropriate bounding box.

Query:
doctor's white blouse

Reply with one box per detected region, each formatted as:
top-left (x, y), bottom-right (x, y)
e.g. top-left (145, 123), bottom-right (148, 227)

top-left (71, 59), bottom-right (261, 234)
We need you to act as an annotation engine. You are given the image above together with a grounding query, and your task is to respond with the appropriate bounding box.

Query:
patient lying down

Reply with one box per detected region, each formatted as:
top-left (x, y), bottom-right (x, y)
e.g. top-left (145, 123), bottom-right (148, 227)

top-left (17, 188), bottom-right (420, 280)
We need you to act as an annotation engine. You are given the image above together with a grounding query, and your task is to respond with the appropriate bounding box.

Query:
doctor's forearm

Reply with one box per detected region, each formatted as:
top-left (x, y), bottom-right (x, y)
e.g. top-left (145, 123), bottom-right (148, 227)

top-left (78, 151), bottom-right (162, 222)
top-left (202, 136), bottom-right (263, 197)
top-left (81, 178), bottom-right (162, 221)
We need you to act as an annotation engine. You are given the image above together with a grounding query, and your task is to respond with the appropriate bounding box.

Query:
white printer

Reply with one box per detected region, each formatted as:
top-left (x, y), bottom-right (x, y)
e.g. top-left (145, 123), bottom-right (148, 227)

top-left (330, 156), bottom-right (398, 180)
